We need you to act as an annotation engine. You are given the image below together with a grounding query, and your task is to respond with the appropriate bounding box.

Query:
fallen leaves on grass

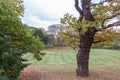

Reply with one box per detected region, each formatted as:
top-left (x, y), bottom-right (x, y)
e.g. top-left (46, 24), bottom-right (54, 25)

top-left (18, 66), bottom-right (61, 80)
top-left (18, 66), bottom-right (120, 80)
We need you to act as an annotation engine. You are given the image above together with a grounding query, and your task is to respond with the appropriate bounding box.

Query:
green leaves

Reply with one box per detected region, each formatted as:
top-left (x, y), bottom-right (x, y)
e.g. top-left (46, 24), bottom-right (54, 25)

top-left (61, 13), bottom-right (78, 27)
top-left (60, 13), bottom-right (99, 32)
top-left (0, 0), bottom-right (45, 80)
top-left (60, 0), bottom-right (120, 49)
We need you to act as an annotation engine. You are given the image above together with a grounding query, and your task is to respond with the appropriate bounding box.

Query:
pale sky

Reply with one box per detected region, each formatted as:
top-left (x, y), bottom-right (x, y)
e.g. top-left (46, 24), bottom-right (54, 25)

top-left (21, 0), bottom-right (99, 30)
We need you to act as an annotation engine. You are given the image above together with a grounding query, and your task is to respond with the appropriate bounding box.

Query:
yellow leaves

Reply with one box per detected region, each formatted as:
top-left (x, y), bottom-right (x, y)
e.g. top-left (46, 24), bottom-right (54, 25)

top-left (79, 18), bottom-right (99, 30)
top-left (81, 28), bottom-right (87, 33)
top-left (92, 0), bottom-right (120, 27)
top-left (60, 13), bottom-right (81, 30)
top-left (58, 28), bottom-right (80, 49)
top-left (0, 0), bottom-right (24, 16)
top-left (61, 13), bottom-right (98, 32)
top-left (94, 28), bottom-right (120, 46)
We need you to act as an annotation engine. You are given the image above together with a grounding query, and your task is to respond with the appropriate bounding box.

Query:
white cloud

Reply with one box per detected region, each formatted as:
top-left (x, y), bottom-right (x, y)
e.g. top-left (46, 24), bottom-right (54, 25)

top-left (21, 0), bottom-right (79, 29)
top-left (22, 0), bottom-right (100, 30)
top-left (25, 0), bottom-right (77, 17)
top-left (22, 14), bottom-right (59, 30)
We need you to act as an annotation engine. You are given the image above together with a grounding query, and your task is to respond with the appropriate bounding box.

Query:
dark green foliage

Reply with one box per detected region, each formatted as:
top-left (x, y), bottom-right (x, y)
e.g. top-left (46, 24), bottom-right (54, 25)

top-left (0, 0), bottom-right (45, 80)
top-left (32, 27), bottom-right (56, 47)
top-left (0, 22), bottom-right (45, 80)
top-left (33, 28), bottom-right (49, 45)
top-left (0, 23), bottom-right (27, 80)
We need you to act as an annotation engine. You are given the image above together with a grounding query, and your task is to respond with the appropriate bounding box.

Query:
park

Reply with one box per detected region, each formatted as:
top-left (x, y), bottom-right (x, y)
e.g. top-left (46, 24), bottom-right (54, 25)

top-left (0, 0), bottom-right (120, 80)
top-left (18, 46), bottom-right (120, 80)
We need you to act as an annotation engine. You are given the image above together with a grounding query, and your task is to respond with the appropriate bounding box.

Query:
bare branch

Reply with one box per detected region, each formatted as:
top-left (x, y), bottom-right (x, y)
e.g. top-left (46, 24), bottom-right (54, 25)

top-left (90, 0), bottom-right (112, 6)
top-left (74, 0), bottom-right (83, 21)
top-left (104, 21), bottom-right (120, 29)
top-left (102, 9), bottom-right (120, 28)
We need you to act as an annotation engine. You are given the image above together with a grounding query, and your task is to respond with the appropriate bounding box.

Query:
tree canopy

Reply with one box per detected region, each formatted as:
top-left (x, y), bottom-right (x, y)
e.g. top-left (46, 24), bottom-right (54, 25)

top-left (47, 24), bottom-right (66, 46)
top-left (60, 0), bottom-right (120, 77)
top-left (60, 0), bottom-right (120, 48)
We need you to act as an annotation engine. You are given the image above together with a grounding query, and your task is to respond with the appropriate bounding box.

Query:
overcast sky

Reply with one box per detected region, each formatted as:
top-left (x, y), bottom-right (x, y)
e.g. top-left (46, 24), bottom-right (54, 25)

top-left (21, 0), bottom-right (99, 30)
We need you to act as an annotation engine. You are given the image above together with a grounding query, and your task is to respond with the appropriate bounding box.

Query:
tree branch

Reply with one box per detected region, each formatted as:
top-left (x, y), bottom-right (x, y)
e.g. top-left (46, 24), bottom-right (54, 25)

top-left (62, 33), bottom-right (80, 39)
top-left (90, 0), bottom-right (112, 6)
top-left (102, 8), bottom-right (120, 28)
top-left (93, 39), bottom-right (107, 43)
top-left (74, 0), bottom-right (83, 21)
top-left (104, 21), bottom-right (120, 29)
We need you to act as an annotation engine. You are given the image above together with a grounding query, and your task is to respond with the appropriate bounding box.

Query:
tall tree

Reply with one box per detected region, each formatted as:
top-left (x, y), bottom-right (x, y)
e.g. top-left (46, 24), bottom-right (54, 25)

top-left (47, 24), bottom-right (65, 46)
top-left (61, 0), bottom-right (120, 77)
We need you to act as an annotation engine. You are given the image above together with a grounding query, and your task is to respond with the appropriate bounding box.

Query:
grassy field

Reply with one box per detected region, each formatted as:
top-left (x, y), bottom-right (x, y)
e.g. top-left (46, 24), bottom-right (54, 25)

top-left (19, 47), bottom-right (120, 80)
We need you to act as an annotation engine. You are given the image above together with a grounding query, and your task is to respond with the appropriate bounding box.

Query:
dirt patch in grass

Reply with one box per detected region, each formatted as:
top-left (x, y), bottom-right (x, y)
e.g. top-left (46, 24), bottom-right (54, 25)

top-left (18, 66), bottom-right (120, 80)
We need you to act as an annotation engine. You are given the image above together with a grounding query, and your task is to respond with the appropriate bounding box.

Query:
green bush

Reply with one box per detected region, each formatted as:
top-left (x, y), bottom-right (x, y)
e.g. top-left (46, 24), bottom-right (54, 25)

top-left (0, 24), bottom-right (45, 80)
top-left (0, 0), bottom-right (45, 80)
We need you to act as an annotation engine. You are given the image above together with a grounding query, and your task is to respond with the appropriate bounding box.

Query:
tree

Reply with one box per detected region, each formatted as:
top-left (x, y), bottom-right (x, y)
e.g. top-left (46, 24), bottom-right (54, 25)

top-left (0, 0), bottom-right (45, 80)
top-left (61, 0), bottom-right (120, 77)
top-left (28, 26), bottom-right (56, 47)
top-left (31, 27), bottom-right (49, 45)
top-left (47, 24), bottom-right (65, 46)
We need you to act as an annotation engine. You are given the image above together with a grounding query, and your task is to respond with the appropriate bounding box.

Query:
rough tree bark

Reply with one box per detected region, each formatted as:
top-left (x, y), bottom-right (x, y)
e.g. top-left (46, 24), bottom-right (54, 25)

top-left (75, 0), bottom-right (97, 77)
top-left (76, 28), bottom-right (97, 77)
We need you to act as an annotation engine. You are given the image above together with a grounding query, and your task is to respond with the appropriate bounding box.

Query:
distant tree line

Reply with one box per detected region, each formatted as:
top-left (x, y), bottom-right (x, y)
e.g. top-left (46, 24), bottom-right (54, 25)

top-left (28, 24), bottom-right (120, 50)
top-left (27, 24), bottom-right (67, 47)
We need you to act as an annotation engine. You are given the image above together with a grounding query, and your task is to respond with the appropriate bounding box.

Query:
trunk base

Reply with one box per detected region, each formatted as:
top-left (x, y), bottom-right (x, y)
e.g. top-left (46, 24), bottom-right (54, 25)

top-left (76, 68), bottom-right (89, 77)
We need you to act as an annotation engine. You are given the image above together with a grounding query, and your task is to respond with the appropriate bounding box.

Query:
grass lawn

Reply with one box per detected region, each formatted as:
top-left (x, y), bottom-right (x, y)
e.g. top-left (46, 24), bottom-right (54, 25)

top-left (26, 47), bottom-right (120, 69)
top-left (20, 47), bottom-right (120, 80)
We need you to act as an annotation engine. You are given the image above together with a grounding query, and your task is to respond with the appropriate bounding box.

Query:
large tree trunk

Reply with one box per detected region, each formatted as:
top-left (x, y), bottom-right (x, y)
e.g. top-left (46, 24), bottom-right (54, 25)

top-left (75, 0), bottom-right (96, 77)
top-left (76, 28), bottom-right (96, 77)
